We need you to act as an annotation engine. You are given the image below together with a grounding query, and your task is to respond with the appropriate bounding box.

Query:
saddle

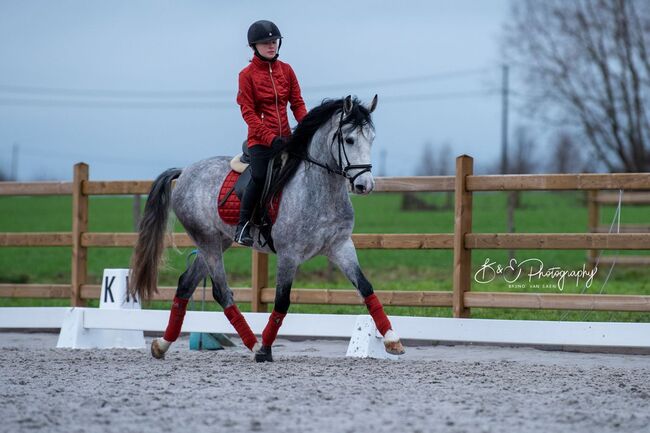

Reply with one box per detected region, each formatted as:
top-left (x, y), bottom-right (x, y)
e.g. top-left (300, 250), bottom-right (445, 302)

top-left (217, 141), bottom-right (286, 251)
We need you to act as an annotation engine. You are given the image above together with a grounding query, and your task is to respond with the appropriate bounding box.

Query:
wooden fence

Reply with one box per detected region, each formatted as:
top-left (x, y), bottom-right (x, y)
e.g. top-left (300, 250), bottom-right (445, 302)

top-left (2, 155), bottom-right (650, 317)
top-left (587, 191), bottom-right (650, 267)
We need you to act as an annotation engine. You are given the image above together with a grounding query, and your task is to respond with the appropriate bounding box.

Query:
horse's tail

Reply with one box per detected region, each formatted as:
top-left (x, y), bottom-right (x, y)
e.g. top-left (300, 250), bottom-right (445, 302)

top-left (129, 168), bottom-right (182, 302)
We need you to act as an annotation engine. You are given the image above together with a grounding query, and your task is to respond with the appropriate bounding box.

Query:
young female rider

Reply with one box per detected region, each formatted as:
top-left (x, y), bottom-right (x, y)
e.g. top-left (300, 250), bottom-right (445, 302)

top-left (235, 20), bottom-right (307, 245)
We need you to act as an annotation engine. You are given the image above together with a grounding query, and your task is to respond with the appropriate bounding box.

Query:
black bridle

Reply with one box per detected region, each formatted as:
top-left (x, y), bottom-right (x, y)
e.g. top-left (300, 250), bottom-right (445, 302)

top-left (303, 110), bottom-right (373, 186)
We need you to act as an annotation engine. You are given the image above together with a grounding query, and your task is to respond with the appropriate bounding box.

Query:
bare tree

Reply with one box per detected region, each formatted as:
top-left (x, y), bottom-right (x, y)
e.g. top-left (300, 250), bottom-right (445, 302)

top-left (0, 159), bottom-right (8, 181)
top-left (416, 141), bottom-right (437, 176)
top-left (403, 141), bottom-right (452, 210)
top-left (504, 0), bottom-right (650, 172)
top-left (437, 142), bottom-right (453, 209)
top-left (550, 132), bottom-right (576, 173)
top-left (415, 141), bottom-right (453, 176)
top-left (504, 126), bottom-right (538, 261)
top-left (505, 126), bottom-right (537, 221)
top-left (510, 126), bottom-right (536, 174)
top-left (547, 131), bottom-right (596, 173)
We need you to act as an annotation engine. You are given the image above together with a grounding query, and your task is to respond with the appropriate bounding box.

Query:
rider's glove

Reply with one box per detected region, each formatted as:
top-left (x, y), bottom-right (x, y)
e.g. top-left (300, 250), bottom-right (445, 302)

top-left (271, 136), bottom-right (289, 152)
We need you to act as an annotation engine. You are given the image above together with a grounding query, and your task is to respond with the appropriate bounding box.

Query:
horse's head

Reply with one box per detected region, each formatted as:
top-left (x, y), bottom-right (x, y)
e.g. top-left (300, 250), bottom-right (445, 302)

top-left (334, 95), bottom-right (378, 195)
top-left (277, 95), bottom-right (379, 198)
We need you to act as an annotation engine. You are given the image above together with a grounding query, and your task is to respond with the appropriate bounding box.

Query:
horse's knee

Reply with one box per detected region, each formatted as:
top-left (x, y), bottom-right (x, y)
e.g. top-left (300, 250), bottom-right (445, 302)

top-left (355, 268), bottom-right (374, 298)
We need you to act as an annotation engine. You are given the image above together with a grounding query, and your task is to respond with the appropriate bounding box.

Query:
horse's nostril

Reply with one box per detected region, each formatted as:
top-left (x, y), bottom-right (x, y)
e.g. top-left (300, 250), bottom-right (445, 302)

top-left (355, 184), bottom-right (366, 193)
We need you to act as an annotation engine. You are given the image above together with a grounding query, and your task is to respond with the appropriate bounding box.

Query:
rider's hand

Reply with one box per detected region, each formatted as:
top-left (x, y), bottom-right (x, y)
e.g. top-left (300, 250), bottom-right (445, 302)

top-left (271, 136), bottom-right (289, 152)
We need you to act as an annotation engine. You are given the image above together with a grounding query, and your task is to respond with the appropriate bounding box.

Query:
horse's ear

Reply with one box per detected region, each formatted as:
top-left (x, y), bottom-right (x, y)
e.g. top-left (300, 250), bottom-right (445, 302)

top-left (368, 94), bottom-right (378, 113)
top-left (343, 95), bottom-right (353, 115)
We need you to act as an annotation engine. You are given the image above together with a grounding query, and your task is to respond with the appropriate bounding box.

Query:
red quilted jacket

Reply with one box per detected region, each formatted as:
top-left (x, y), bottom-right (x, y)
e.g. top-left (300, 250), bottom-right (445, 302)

top-left (237, 55), bottom-right (307, 147)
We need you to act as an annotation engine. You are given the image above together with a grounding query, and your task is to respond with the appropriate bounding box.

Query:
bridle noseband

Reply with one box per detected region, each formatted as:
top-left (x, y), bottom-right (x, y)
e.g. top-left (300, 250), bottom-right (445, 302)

top-left (304, 110), bottom-right (373, 186)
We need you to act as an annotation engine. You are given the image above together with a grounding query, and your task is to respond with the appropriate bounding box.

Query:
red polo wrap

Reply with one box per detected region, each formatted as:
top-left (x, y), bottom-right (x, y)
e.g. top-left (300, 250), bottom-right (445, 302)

top-left (261, 310), bottom-right (287, 347)
top-left (364, 293), bottom-right (392, 336)
top-left (224, 304), bottom-right (258, 350)
top-left (163, 296), bottom-right (189, 342)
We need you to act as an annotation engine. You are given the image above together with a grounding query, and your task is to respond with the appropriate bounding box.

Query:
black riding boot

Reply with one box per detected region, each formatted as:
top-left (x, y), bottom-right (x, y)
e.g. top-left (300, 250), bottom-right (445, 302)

top-left (235, 143), bottom-right (276, 246)
top-left (235, 178), bottom-right (262, 246)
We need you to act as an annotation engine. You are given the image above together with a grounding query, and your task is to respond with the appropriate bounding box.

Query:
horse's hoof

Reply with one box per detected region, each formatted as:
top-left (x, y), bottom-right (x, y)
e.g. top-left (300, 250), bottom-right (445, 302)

top-left (151, 338), bottom-right (166, 360)
top-left (384, 339), bottom-right (405, 356)
top-left (254, 345), bottom-right (273, 362)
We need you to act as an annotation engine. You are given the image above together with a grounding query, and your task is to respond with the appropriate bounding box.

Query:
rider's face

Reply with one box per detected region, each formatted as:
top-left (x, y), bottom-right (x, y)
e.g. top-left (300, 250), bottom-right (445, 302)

top-left (255, 39), bottom-right (278, 59)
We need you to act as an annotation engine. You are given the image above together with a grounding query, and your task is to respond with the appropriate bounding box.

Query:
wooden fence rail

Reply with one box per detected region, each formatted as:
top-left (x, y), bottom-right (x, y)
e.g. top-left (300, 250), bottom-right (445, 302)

top-left (2, 156), bottom-right (650, 316)
top-left (587, 191), bottom-right (650, 267)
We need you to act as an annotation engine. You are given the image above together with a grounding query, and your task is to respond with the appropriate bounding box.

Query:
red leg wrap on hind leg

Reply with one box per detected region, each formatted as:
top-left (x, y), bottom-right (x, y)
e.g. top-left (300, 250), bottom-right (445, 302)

top-left (163, 296), bottom-right (189, 342)
top-left (261, 310), bottom-right (287, 347)
top-left (364, 293), bottom-right (392, 336)
top-left (224, 305), bottom-right (258, 350)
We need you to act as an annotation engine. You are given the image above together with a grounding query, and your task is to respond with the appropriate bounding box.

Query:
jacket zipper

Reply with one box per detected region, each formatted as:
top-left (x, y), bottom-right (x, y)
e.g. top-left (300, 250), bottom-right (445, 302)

top-left (269, 63), bottom-right (282, 136)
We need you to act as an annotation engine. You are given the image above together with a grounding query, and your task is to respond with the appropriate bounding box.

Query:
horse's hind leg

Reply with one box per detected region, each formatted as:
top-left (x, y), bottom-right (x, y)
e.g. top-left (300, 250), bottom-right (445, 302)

top-left (328, 239), bottom-right (405, 355)
top-left (154, 235), bottom-right (261, 358)
top-left (151, 256), bottom-right (208, 359)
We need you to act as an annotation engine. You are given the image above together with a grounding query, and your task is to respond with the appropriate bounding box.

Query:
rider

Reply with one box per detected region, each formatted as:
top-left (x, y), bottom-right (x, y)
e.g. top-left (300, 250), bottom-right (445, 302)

top-left (235, 20), bottom-right (308, 246)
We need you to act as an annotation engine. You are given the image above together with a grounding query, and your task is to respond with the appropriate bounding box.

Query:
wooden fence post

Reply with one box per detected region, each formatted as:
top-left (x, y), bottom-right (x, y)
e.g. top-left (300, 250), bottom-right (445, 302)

top-left (453, 155), bottom-right (473, 318)
top-left (71, 163), bottom-right (89, 307)
top-left (251, 251), bottom-right (269, 312)
top-left (587, 190), bottom-right (599, 269)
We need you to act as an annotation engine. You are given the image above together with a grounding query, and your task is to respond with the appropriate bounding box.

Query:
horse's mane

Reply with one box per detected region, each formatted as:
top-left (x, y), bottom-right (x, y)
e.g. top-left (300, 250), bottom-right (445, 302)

top-left (268, 97), bottom-right (374, 197)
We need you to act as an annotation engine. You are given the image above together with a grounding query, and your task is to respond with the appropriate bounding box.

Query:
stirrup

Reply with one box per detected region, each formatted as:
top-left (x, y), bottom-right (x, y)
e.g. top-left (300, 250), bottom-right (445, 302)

top-left (235, 221), bottom-right (253, 246)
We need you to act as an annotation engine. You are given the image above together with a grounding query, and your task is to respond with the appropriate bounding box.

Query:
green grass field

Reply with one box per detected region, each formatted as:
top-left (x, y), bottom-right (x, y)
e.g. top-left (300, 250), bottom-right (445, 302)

top-left (2, 191), bottom-right (650, 322)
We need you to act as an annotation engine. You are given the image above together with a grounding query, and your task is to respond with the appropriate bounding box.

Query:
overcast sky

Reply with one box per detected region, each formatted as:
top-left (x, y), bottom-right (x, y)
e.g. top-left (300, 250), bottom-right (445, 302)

top-left (0, 0), bottom-right (517, 181)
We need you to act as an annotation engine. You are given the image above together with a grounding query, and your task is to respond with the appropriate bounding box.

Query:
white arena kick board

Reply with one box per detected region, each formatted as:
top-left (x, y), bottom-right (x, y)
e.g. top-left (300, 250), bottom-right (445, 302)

top-left (2, 307), bottom-right (650, 349)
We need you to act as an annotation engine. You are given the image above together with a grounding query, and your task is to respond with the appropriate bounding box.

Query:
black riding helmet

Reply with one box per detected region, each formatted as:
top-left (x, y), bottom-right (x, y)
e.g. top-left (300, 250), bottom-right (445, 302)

top-left (247, 20), bottom-right (282, 61)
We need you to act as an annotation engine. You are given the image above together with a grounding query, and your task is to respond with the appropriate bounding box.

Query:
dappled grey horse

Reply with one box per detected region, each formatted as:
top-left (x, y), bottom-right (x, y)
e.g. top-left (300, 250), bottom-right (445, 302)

top-left (129, 95), bottom-right (405, 362)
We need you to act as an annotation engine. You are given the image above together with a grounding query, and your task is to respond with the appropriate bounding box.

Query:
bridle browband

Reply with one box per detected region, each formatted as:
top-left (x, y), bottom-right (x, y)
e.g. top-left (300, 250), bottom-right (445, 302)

top-left (302, 109), bottom-right (373, 186)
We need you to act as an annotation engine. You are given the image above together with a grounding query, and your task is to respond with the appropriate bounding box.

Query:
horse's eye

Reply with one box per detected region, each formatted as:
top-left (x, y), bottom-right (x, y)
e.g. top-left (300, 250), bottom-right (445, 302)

top-left (345, 137), bottom-right (355, 145)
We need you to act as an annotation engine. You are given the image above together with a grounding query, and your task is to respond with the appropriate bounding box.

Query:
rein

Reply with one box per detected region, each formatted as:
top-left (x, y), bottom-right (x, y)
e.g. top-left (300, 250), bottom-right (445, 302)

top-left (302, 110), bottom-right (372, 186)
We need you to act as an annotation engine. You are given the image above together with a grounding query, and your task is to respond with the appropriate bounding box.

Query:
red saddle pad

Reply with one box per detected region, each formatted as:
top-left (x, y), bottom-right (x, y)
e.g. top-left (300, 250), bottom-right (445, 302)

top-left (217, 170), bottom-right (282, 226)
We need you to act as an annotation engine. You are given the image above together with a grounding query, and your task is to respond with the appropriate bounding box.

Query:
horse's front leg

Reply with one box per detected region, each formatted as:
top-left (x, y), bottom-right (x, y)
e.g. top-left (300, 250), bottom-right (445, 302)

top-left (254, 255), bottom-right (298, 363)
top-left (328, 239), bottom-right (405, 355)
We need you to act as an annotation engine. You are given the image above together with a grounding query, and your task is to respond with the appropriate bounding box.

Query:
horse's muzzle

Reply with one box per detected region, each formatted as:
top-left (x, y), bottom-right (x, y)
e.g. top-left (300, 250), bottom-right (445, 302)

top-left (352, 172), bottom-right (374, 195)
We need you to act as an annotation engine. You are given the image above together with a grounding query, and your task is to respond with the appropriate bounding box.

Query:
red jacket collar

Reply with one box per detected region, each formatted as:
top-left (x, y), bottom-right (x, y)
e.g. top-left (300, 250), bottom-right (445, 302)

top-left (251, 55), bottom-right (277, 69)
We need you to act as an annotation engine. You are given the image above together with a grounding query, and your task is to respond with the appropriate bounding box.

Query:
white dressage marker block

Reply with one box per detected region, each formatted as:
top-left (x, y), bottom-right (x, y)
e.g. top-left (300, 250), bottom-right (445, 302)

top-left (57, 269), bottom-right (145, 349)
top-left (346, 315), bottom-right (398, 360)
top-left (56, 308), bottom-right (146, 349)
